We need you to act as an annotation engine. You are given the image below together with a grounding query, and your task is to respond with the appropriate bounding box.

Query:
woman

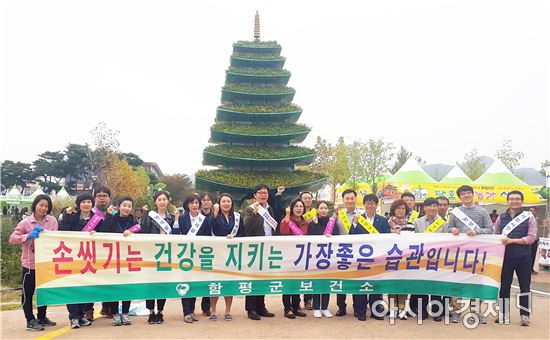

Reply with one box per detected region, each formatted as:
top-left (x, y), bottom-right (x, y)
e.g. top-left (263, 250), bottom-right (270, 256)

top-left (101, 196), bottom-right (139, 327)
top-left (279, 199), bottom-right (308, 319)
top-left (9, 194), bottom-right (58, 331)
top-left (60, 193), bottom-right (102, 329)
top-left (387, 199), bottom-right (409, 320)
top-left (140, 190), bottom-right (175, 324)
top-left (308, 201), bottom-right (338, 318)
top-left (177, 194), bottom-right (211, 323)
top-left (208, 193), bottom-right (244, 321)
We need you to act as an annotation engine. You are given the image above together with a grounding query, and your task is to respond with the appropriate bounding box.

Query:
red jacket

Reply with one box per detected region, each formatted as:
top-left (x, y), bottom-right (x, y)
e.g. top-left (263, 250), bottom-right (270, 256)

top-left (280, 217), bottom-right (309, 236)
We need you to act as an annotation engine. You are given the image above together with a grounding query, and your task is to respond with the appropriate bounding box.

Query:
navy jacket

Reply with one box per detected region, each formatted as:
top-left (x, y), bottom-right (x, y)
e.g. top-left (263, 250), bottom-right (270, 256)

top-left (176, 212), bottom-right (211, 236)
top-left (101, 213), bottom-right (138, 233)
top-left (350, 213), bottom-right (390, 235)
top-left (60, 211), bottom-right (103, 232)
top-left (209, 212), bottom-right (245, 237)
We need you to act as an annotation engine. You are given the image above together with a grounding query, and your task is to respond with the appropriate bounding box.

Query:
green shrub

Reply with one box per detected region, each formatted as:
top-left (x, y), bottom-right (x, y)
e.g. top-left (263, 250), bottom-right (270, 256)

top-left (1, 216), bottom-right (22, 287)
top-left (205, 145), bottom-right (315, 159)
top-left (234, 40), bottom-right (280, 48)
top-left (219, 103), bottom-right (301, 113)
top-left (211, 122), bottom-right (310, 135)
top-left (196, 169), bottom-right (326, 188)
top-left (231, 53), bottom-right (285, 60)
top-left (227, 67), bottom-right (290, 76)
top-left (223, 84), bottom-right (295, 94)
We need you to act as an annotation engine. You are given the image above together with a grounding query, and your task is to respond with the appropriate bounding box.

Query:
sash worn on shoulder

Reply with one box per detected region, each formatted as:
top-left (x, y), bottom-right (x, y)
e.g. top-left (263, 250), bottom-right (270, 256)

top-left (357, 215), bottom-right (379, 234)
top-left (128, 224), bottom-right (141, 233)
top-left (408, 210), bottom-right (419, 223)
top-left (451, 207), bottom-right (479, 231)
top-left (255, 204), bottom-right (277, 231)
top-left (148, 211), bottom-right (172, 234)
top-left (338, 209), bottom-right (352, 234)
top-left (82, 210), bottom-right (104, 232)
top-left (188, 213), bottom-right (205, 236)
top-left (324, 217), bottom-right (336, 236)
top-left (230, 212), bottom-right (241, 237)
top-left (502, 211), bottom-right (532, 236)
top-left (288, 220), bottom-right (304, 236)
top-left (424, 217), bottom-right (446, 233)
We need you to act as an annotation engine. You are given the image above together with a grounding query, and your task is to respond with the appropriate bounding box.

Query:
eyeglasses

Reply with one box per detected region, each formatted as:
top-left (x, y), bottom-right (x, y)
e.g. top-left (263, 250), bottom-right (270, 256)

top-left (95, 194), bottom-right (109, 198)
top-left (256, 191), bottom-right (269, 195)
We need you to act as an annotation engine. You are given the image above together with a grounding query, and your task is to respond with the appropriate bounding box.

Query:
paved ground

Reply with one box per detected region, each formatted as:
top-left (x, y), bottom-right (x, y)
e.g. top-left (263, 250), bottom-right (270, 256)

top-left (2, 272), bottom-right (549, 339)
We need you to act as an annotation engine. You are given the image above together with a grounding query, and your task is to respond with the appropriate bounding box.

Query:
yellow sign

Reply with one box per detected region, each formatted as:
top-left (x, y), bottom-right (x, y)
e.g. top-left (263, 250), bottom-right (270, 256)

top-left (425, 218), bottom-right (446, 233)
top-left (303, 208), bottom-right (317, 220)
top-left (357, 215), bottom-right (379, 234)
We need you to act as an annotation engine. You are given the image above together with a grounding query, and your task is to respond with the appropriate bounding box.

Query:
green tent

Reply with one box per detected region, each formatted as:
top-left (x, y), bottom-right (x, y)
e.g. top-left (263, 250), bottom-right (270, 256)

top-left (386, 158), bottom-right (437, 183)
top-left (439, 164), bottom-right (473, 184)
top-left (473, 159), bottom-right (527, 186)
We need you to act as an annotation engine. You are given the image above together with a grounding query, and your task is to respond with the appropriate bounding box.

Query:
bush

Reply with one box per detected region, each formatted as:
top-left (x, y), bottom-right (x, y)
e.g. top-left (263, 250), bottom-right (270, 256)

top-left (219, 103), bottom-right (301, 113)
top-left (196, 169), bottom-right (326, 189)
top-left (223, 84), bottom-right (295, 95)
top-left (227, 67), bottom-right (290, 76)
top-left (211, 122), bottom-right (310, 136)
top-left (234, 40), bottom-right (280, 48)
top-left (231, 53), bottom-right (285, 60)
top-left (205, 145), bottom-right (315, 159)
top-left (1, 216), bottom-right (22, 287)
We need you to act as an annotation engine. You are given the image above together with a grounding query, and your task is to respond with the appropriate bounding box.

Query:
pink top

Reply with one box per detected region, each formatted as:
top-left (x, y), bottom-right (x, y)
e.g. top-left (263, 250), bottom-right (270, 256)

top-left (9, 214), bottom-right (58, 269)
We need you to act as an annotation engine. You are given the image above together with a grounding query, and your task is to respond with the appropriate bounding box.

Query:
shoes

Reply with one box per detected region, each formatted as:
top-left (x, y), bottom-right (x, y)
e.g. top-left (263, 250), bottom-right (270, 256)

top-left (38, 317), bottom-right (56, 327)
top-left (156, 312), bottom-right (164, 324)
top-left (121, 313), bottom-right (131, 325)
top-left (357, 315), bottom-right (367, 321)
top-left (84, 310), bottom-right (94, 322)
top-left (79, 317), bottom-right (92, 326)
top-left (191, 313), bottom-right (199, 321)
top-left (112, 314), bottom-right (122, 326)
top-left (433, 316), bottom-right (443, 322)
top-left (26, 319), bottom-right (44, 331)
top-left (520, 315), bottom-right (530, 326)
top-left (304, 300), bottom-right (313, 310)
top-left (335, 309), bottom-right (346, 317)
top-left (224, 313), bottom-right (232, 321)
top-left (148, 313), bottom-right (156, 324)
top-left (70, 318), bottom-right (81, 329)
top-left (284, 310), bottom-right (296, 319)
top-left (293, 309), bottom-right (307, 317)
top-left (257, 309), bottom-right (274, 317)
top-left (209, 314), bottom-right (218, 321)
top-left (247, 311), bottom-right (260, 320)
top-left (313, 310), bottom-right (322, 318)
top-left (321, 310), bottom-right (333, 318)
top-left (202, 310), bottom-right (211, 316)
top-left (184, 314), bottom-right (194, 323)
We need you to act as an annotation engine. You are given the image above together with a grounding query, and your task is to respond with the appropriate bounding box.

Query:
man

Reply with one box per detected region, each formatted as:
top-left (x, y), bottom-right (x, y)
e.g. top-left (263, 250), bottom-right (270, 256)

top-left (529, 206), bottom-right (539, 275)
top-left (299, 191), bottom-right (314, 310)
top-left (412, 198), bottom-right (448, 322)
top-left (494, 191), bottom-right (537, 326)
top-left (447, 185), bottom-right (494, 324)
top-left (401, 192), bottom-right (417, 222)
top-left (92, 186), bottom-right (112, 320)
top-left (243, 184), bottom-right (277, 321)
top-left (334, 189), bottom-right (359, 316)
top-left (436, 196), bottom-right (450, 221)
top-left (350, 194), bottom-right (390, 321)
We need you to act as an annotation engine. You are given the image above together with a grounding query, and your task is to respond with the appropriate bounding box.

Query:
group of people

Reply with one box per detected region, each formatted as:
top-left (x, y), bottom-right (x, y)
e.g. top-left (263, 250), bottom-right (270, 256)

top-left (9, 183), bottom-right (538, 331)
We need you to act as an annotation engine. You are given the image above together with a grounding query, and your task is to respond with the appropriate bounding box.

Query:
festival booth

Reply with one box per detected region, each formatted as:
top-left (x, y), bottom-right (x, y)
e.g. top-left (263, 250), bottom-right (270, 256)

top-left (0, 184), bottom-right (33, 210)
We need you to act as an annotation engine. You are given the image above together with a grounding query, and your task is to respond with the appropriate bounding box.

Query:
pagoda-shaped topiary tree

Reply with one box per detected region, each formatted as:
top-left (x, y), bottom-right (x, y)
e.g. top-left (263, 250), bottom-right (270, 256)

top-left (196, 12), bottom-right (326, 199)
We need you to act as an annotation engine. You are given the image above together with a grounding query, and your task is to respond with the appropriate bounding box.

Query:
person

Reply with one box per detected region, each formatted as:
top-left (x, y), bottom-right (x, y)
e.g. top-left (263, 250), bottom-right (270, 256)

top-left (92, 186), bottom-right (115, 319)
top-left (199, 192), bottom-right (215, 316)
top-left (60, 193), bottom-right (102, 329)
top-left (100, 196), bottom-right (139, 326)
top-left (350, 194), bottom-right (389, 321)
top-left (299, 191), bottom-right (315, 310)
top-left (279, 199), bottom-right (309, 319)
top-left (176, 194), bottom-right (211, 323)
top-left (412, 198), bottom-right (448, 322)
top-left (9, 195), bottom-right (58, 331)
top-left (401, 192), bottom-right (418, 223)
top-left (334, 189), bottom-right (359, 317)
top-left (140, 190), bottom-right (176, 324)
top-left (386, 199), bottom-right (409, 319)
top-left (243, 184), bottom-right (277, 320)
top-left (308, 201), bottom-right (338, 318)
top-left (490, 209), bottom-right (499, 224)
top-left (436, 196), bottom-right (450, 221)
top-left (529, 206), bottom-right (539, 275)
top-left (2, 205), bottom-right (7, 215)
top-left (208, 193), bottom-right (245, 321)
top-left (447, 185), bottom-right (494, 324)
top-left (494, 191), bottom-right (537, 326)
top-left (58, 206), bottom-right (69, 222)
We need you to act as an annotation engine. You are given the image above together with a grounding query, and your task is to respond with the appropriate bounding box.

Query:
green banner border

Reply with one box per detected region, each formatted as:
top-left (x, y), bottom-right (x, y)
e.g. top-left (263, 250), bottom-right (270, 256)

top-left (37, 279), bottom-right (498, 306)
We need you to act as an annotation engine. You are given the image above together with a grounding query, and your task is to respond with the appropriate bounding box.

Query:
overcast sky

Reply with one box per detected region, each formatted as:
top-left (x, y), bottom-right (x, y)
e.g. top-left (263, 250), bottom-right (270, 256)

top-left (1, 0), bottom-right (548, 177)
